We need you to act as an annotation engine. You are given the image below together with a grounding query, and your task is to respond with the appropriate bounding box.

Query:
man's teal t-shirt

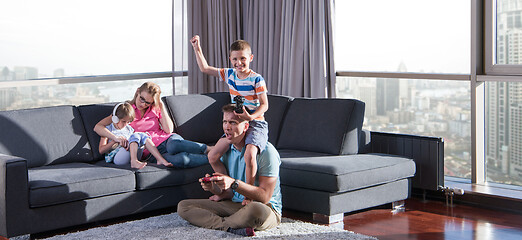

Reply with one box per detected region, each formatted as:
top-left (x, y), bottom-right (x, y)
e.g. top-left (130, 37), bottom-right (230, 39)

top-left (221, 142), bottom-right (282, 214)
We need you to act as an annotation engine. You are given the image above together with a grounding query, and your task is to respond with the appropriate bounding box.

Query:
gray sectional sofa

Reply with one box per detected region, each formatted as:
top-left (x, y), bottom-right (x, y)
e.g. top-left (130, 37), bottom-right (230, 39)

top-left (0, 92), bottom-right (439, 238)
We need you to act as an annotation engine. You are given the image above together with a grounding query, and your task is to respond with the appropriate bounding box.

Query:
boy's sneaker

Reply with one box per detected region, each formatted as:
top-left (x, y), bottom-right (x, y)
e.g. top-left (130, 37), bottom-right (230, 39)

top-left (227, 227), bottom-right (255, 237)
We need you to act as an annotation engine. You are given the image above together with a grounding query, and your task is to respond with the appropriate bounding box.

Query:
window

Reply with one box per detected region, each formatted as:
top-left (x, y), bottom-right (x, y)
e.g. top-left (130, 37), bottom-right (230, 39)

top-left (0, 0), bottom-right (172, 79)
top-left (486, 0), bottom-right (522, 74)
top-left (0, 0), bottom-right (188, 111)
top-left (334, 0), bottom-right (470, 74)
top-left (337, 77), bottom-right (471, 179)
top-left (486, 81), bottom-right (522, 186)
top-left (483, 0), bottom-right (522, 187)
top-left (335, 1), bottom-right (472, 182)
top-left (0, 78), bottom-right (174, 111)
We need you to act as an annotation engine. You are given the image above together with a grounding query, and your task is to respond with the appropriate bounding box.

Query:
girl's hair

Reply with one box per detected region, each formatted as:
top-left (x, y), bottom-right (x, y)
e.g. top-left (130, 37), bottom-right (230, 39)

top-left (130, 82), bottom-right (162, 109)
top-left (115, 102), bottom-right (135, 122)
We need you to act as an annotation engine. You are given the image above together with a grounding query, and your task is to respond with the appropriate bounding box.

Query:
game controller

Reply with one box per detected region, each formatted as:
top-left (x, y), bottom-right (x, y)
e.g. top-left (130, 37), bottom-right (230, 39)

top-left (202, 177), bottom-right (212, 183)
top-left (233, 95), bottom-right (245, 114)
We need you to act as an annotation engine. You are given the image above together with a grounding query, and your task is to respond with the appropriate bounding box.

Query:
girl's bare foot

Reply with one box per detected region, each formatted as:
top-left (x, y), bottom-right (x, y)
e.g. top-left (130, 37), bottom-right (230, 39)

top-left (157, 159), bottom-right (173, 167)
top-left (205, 145), bottom-right (214, 155)
top-left (131, 160), bottom-right (147, 169)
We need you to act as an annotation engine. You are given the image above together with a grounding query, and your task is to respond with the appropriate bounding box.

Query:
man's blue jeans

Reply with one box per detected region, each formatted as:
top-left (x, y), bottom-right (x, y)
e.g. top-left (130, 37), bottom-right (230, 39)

top-left (150, 134), bottom-right (209, 168)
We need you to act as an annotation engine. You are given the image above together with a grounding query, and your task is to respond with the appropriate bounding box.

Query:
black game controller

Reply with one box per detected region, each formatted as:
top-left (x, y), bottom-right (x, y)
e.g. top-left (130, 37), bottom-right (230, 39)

top-left (233, 95), bottom-right (245, 114)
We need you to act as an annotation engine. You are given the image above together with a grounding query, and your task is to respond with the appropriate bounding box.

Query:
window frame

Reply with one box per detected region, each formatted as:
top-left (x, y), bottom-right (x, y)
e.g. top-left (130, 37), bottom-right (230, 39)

top-left (485, 0), bottom-right (522, 75)
top-left (0, 71), bottom-right (185, 89)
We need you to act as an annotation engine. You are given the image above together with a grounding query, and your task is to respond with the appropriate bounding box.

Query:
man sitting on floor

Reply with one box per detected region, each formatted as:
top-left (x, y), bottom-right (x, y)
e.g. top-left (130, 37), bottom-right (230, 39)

top-left (177, 104), bottom-right (282, 237)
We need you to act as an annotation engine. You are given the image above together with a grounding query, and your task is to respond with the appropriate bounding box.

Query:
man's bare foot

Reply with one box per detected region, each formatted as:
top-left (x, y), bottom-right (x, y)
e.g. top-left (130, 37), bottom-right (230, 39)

top-left (209, 194), bottom-right (225, 202)
top-left (131, 160), bottom-right (147, 169)
top-left (209, 189), bottom-right (234, 201)
top-left (209, 194), bottom-right (222, 201)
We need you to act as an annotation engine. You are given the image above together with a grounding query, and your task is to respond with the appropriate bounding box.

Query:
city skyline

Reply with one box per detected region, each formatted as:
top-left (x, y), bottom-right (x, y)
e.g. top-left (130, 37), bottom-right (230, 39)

top-left (336, 61), bottom-right (473, 181)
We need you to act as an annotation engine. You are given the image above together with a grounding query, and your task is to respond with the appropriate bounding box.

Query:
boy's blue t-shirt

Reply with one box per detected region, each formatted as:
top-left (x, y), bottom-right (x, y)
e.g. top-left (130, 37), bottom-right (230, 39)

top-left (221, 142), bottom-right (282, 214)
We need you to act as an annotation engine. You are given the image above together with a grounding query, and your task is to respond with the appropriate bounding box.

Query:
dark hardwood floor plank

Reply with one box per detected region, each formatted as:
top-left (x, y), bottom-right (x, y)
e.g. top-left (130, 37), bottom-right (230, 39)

top-left (341, 198), bottom-right (522, 240)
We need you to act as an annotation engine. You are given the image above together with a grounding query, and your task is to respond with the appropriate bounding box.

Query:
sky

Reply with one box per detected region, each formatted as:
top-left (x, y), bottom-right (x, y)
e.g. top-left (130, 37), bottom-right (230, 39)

top-left (0, 0), bottom-right (173, 77)
top-left (1, 0), bottom-right (471, 78)
top-left (334, 0), bottom-right (471, 74)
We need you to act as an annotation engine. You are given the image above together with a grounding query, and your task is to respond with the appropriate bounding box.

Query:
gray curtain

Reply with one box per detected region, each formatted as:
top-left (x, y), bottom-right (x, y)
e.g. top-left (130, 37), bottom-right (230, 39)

top-left (188, 0), bottom-right (335, 98)
top-left (188, 0), bottom-right (241, 93)
top-left (240, 1), bottom-right (283, 96)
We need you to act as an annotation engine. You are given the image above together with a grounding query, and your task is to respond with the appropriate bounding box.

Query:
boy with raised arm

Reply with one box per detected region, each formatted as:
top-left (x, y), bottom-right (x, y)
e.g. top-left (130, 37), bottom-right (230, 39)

top-left (190, 35), bottom-right (269, 205)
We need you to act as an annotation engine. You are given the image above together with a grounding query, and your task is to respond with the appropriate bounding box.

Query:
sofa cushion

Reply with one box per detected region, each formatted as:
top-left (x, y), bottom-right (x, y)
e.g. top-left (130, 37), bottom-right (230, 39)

top-left (280, 153), bottom-right (415, 193)
top-left (163, 92), bottom-right (230, 144)
top-left (77, 103), bottom-right (115, 161)
top-left (0, 105), bottom-right (93, 168)
top-left (95, 161), bottom-right (214, 190)
top-left (135, 164), bottom-right (214, 190)
top-left (28, 162), bottom-right (135, 207)
top-left (276, 98), bottom-right (365, 155)
top-left (265, 95), bottom-right (293, 145)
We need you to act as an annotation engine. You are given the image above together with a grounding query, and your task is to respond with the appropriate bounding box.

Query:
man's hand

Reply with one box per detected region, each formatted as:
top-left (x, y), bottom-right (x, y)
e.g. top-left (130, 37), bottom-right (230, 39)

top-left (199, 174), bottom-right (222, 195)
top-left (211, 172), bottom-right (236, 191)
top-left (211, 173), bottom-right (277, 204)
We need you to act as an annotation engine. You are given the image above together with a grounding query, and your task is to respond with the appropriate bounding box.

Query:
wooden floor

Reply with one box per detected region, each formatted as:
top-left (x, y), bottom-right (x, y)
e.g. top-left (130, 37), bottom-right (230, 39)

top-left (3, 197), bottom-right (522, 239)
top-left (284, 197), bottom-right (522, 240)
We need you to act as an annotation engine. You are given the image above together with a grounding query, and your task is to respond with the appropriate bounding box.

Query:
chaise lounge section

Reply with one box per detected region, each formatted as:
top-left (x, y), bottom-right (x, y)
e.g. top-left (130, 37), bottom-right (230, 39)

top-left (263, 96), bottom-right (418, 223)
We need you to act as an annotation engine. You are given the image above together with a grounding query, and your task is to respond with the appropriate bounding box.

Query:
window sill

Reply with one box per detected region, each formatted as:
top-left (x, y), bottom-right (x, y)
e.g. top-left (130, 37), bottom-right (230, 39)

top-left (445, 176), bottom-right (522, 199)
top-left (444, 177), bottom-right (522, 213)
